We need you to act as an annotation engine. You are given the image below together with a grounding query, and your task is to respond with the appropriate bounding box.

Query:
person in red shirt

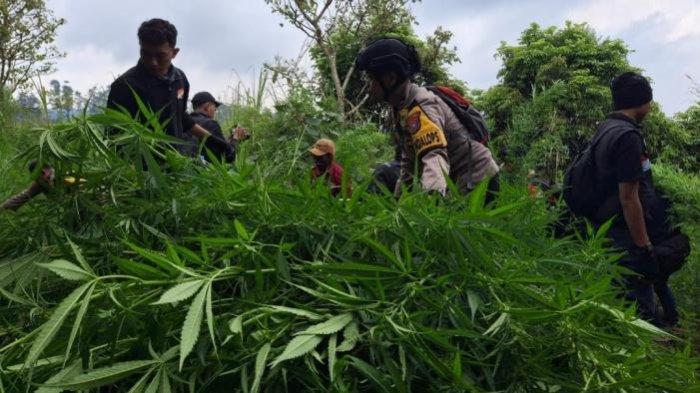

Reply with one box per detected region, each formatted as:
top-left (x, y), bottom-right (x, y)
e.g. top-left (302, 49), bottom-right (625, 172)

top-left (309, 138), bottom-right (351, 197)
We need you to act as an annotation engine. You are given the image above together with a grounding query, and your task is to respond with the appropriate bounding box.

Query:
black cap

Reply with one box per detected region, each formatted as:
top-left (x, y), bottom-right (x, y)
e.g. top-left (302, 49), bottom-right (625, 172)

top-left (611, 72), bottom-right (653, 110)
top-left (191, 91), bottom-right (222, 108)
top-left (355, 38), bottom-right (421, 77)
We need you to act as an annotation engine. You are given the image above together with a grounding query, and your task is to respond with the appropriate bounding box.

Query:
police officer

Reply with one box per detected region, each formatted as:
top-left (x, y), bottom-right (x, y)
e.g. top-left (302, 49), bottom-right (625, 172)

top-left (355, 38), bottom-right (499, 198)
top-left (190, 91), bottom-right (249, 163)
top-left (107, 19), bottom-right (229, 158)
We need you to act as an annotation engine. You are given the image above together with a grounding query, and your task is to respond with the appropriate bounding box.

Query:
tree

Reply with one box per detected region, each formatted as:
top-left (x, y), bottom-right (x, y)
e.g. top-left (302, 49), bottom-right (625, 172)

top-left (670, 102), bottom-right (700, 172)
top-left (17, 90), bottom-right (40, 111)
top-left (312, 22), bottom-right (466, 119)
top-left (85, 85), bottom-right (110, 114)
top-left (495, 22), bottom-right (631, 98)
top-left (266, 0), bottom-right (415, 120)
top-left (0, 0), bottom-right (65, 99)
top-left (476, 23), bottom-right (636, 174)
top-left (48, 79), bottom-right (74, 119)
top-left (418, 27), bottom-right (464, 92)
top-left (267, 0), bottom-right (464, 121)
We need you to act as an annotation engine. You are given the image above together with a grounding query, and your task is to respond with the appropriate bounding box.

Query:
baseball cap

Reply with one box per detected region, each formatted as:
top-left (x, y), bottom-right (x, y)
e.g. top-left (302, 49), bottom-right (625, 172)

top-left (309, 138), bottom-right (336, 157)
top-left (191, 91), bottom-right (222, 107)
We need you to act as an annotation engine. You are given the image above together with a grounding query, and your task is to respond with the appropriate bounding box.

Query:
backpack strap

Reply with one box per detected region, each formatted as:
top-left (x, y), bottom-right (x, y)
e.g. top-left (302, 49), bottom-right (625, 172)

top-left (587, 119), bottom-right (642, 168)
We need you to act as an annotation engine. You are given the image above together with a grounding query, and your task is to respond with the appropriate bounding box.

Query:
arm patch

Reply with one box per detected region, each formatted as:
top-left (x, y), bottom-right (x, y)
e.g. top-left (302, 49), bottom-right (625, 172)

top-left (407, 106), bottom-right (447, 156)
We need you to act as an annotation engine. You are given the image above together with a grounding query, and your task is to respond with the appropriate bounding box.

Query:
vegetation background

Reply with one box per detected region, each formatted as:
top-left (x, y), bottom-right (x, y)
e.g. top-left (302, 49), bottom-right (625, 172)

top-left (0, 0), bottom-right (698, 391)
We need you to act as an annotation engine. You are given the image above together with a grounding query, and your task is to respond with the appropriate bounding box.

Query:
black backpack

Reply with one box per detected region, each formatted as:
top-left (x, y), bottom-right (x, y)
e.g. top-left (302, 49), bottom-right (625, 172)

top-left (563, 140), bottom-right (601, 217)
top-left (426, 86), bottom-right (490, 145)
top-left (563, 125), bottom-right (639, 217)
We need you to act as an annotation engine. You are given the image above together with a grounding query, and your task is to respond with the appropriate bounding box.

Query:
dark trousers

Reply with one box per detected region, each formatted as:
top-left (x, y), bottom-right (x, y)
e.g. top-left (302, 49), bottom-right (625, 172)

top-left (622, 275), bottom-right (662, 326)
top-left (484, 174), bottom-right (500, 205)
top-left (618, 253), bottom-right (664, 327)
top-left (654, 277), bottom-right (679, 326)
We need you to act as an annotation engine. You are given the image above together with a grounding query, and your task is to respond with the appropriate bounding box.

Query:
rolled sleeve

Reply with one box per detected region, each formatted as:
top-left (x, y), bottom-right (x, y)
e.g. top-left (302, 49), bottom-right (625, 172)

top-left (420, 150), bottom-right (449, 195)
top-left (409, 104), bottom-right (450, 194)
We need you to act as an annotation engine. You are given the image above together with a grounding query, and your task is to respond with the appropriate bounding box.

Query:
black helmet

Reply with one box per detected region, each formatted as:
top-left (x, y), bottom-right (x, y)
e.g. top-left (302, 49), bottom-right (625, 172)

top-left (355, 38), bottom-right (420, 77)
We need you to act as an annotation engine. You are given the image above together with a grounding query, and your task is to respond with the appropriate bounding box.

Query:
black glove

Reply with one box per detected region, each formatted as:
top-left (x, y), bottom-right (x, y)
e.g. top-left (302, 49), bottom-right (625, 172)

top-left (630, 244), bottom-right (660, 280)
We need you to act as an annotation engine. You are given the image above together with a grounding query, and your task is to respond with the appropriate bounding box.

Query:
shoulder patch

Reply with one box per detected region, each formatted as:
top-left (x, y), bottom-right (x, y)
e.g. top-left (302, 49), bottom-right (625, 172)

top-left (406, 106), bottom-right (447, 156)
top-left (407, 112), bottom-right (421, 133)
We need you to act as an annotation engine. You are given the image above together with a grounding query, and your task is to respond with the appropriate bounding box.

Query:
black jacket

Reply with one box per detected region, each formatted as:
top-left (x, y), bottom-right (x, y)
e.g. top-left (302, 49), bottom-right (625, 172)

top-left (107, 61), bottom-right (197, 156)
top-left (190, 111), bottom-right (236, 163)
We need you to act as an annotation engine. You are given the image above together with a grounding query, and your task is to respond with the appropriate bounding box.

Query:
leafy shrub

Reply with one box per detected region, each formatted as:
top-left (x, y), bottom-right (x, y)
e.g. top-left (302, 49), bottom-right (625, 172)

top-left (0, 109), bottom-right (697, 391)
top-left (653, 164), bottom-right (700, 322)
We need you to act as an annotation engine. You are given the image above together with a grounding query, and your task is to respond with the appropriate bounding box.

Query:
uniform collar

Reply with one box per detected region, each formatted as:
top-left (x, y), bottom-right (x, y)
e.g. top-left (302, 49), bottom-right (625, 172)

top-left (400, 83), bottom-right (419, 109)
top-left (392, 83), bottom-right (419, 123)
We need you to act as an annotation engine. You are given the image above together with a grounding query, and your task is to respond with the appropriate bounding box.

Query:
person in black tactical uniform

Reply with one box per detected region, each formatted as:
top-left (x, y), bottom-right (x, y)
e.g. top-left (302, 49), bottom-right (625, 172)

top-left (107, 19), bottom-right (230, 158)
top-left (189, 91), bottom-right (249, 163)
top-left (589, 72), bottom-right (689, 327)
top-left (355, 38), bottom-right (499, 199)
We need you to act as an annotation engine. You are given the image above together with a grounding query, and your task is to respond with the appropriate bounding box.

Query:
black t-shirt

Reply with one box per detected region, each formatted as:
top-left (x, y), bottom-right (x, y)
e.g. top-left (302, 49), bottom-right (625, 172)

top-left (613, 132), bottom-right (645, 183)
top-left (107, 62), bottom-right (197, 156)
top-left (592, 113), bottom-right (671, 247)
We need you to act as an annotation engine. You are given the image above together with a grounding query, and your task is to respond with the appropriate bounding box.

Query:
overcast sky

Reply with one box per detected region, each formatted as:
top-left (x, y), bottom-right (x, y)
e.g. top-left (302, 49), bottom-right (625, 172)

top-left (45, 0), bottom-right (700, 115)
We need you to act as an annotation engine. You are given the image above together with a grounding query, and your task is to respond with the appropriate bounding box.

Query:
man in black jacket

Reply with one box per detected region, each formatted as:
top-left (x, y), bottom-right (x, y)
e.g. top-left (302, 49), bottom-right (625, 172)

top-left (107, 19), bottom-right (229, 158)
top-left (190, 91), bottom-right (249, 163)
top-left (591, 72), bottom-right (681, 327)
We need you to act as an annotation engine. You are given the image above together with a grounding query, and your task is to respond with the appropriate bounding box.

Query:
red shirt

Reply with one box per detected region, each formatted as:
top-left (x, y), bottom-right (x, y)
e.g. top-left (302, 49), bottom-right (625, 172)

top-left (311, 161), bottom-right (352, 197)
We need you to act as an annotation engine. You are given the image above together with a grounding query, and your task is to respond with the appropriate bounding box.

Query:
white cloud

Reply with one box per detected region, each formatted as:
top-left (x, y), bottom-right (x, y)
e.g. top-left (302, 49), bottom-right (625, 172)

top-left (567, 0), bottom-right (700, 43)
top-left (42, 45), bottom-right (129, 92)
top-left (665, 7), bottom-right (700, 42)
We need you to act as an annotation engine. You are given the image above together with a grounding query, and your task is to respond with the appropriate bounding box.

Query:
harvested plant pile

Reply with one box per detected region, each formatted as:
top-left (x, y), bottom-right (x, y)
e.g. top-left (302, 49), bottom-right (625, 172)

top-left (0, 111), bottom-right (697, 391)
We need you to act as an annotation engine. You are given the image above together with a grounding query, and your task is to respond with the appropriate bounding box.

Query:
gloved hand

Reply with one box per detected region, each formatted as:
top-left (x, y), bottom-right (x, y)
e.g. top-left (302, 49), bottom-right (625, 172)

top-left (630, 244), bottom-right (660, 280)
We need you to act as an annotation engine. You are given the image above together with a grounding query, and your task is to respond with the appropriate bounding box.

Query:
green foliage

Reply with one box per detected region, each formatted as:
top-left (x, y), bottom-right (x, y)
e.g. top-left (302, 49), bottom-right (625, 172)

top-left (479, 21), bottom-right (700, 180)
top-left (0, 118), bottom-right (42, 200)
top-left (478, 22), bottom-right (634, 173)
top-left (0, 87), bottom-right (19, 129)
top-left (473, 84), bottom-right (523, 133)
top-left (308, 0), bottom-right (417, 105)
top-left (270, 0), bottom-right (464, 120)
top-left (653, 164), bottom-right (700, 320)
top-left (495, 22), bottom-right (632, 98)
top-left (234, 85), bottom-right (392, 183)
top-left (335, 122), bottom-right (392, 182)
top-left (0, 107), bottom-right (697, 391)
top-left (0, 0), bottom-right (65, 95)
top-left (668, 102), bottom-right (700, 172)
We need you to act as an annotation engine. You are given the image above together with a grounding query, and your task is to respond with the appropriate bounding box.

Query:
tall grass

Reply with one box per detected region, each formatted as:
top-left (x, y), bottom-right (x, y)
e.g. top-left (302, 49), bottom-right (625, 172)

top-left (0, 107), bottom-right (697, 391)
